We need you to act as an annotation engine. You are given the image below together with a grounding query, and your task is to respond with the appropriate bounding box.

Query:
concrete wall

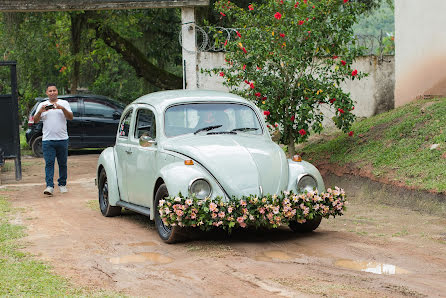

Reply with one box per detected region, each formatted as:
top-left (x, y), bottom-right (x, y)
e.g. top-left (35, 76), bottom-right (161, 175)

top-left (198, 52), bottom-right (395, 124)
top-left (395, 0), bottom-right (446, 107)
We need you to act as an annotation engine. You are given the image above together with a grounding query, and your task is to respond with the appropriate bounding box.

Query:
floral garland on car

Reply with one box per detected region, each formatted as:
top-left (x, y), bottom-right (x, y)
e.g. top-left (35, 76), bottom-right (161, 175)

top-left (158, 187), bottom-right (347, 231)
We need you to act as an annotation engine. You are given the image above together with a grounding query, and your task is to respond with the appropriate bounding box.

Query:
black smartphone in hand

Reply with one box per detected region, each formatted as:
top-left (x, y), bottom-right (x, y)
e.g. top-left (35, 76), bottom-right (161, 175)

top-left (45, 104), bottom-right (54, 110)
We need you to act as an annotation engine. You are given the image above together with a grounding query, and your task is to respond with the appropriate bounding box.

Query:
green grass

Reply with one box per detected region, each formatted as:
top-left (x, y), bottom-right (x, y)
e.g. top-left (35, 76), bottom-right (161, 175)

top-left (300, 98), bottom-right (446, 193)
top-left (0, 196), bottom-right (123, 297)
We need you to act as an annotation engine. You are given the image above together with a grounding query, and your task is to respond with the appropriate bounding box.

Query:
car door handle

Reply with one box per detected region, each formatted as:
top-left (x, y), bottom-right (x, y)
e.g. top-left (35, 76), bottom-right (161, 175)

top-left (125, 149), bottom-right (132, 154)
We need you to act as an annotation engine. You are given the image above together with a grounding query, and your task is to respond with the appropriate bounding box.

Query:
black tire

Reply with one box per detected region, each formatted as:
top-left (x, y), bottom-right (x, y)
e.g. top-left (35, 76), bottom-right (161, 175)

top-left (31, 136), bottom-right (43, 158)
top-left (154, 184), bottom-right (183, 243)
top-left (289, 216), bottom-right (322, 233)
top-left (98, 169), bottom-right (121, 217)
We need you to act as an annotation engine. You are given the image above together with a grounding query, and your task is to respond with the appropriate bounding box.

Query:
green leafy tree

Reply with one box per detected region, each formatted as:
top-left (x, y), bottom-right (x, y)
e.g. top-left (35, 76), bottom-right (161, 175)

top-left (208, 0), bottom-right (368, 156)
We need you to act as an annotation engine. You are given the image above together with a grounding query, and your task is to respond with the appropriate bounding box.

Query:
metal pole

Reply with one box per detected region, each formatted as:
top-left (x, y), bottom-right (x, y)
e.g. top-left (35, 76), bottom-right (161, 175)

top-left (10, 63), bottom-right (22, 181)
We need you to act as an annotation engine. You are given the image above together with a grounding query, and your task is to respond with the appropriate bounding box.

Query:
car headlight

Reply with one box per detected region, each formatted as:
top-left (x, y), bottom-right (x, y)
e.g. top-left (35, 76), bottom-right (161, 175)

top-left (189, 178), bottom-right (212, 199)
top-left (297, 174), bottom-right (318, 193)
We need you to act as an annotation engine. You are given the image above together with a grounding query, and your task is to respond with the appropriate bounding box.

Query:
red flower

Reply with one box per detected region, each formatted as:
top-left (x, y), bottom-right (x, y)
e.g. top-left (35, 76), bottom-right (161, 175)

top-left (249, 82), bottom-right (255, 89)
top-left (256, 66), bottom-right (261, 70)
top-left (294, 2), bottom-right (299, 8)
top-left (280, 0), bottom-right (284, 4)
top-left (219, 72), bottom-right (224, 77)
top-left (236, 31), bottom-right (242, 38)
top-left (348, 131), bottom-right (354, 137)
top-left (243, 64), bottom-right (246, 70)
top-left (332, 55), bottom-right (338, 59)
top-left (279, 33), bottom-right (285, 38)
top-left (352, 69), bottom-right (358, 76)
top-left (242, 47), bottom-right (247, 54)
top-left (303, 0), bottom-right (307, 3)
top-left (275, 123), bottom-right (279, 127)
top-left (298, 20), bottom-right (304, 25)
top-left (262, 96), bottom-right (267, 100)
top-left (274, 12), bottom-right (282, 20)
top-left (291, 116), bottom-right (295, 122)
top-left (344, 0), bottom-right (349, 3)
top-left (264, 111), bottom-right (270, 116)
top-left (248, 4), bottom-right (253, 10)
top-left (329, 98), bottom-right (336, 103)
top-left (244, 80), bottom-right (249, 84)
top-left (255, 92), bottom-right (261, 97)
top-left (341, 60), bottom-right (346, 66)
top-left (299, 129), bottom-right (306, 136)
top-left (224, 40), bottom-right (228, 46)
top-left (220, 12), bottom-right (226, 17)
top-left (338, 108), bottom-right (345, 114)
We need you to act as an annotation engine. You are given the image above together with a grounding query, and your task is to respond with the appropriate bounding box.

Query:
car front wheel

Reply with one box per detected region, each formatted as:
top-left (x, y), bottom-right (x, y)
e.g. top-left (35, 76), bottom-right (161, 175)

top-left (31, 136), bottom-right (43, 158)
top-left (98, 168), bottom-right (121, 217)
top-left (289, 216), bottom-right (322, 233)
top-left (154, 184), bottom-right (183, 243)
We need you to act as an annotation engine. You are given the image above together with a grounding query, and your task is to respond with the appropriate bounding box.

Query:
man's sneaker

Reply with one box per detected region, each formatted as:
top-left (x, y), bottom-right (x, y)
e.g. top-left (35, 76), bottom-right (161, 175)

top-left (44, 186), bottom-right (54, 195)
top-left (59, 186), bottom-right (68, 193)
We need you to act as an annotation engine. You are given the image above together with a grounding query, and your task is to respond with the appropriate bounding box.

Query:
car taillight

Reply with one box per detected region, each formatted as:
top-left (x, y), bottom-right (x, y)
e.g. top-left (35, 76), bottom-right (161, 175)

top-left (28, 115), bottom-right (34, 127)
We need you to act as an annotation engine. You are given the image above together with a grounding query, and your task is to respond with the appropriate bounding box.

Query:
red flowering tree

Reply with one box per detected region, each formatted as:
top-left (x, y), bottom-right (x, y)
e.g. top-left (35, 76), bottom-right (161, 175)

top-left (208, 0), bottom-right (367, 156)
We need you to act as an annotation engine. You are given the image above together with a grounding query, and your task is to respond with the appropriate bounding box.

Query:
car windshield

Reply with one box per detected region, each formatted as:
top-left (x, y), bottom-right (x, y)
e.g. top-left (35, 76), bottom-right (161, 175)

top-left (164, 103), bottom-right (263, 137)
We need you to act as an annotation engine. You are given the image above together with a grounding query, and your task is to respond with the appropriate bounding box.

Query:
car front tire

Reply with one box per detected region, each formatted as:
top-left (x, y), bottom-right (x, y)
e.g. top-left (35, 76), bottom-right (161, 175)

top-left (31, 136), bottom-right (43, 158)
top-left (154, 184), bottom-right (183, 243)
top-left (98, 168), bottom-right (121, 217)
top-left (289, 216), bottom-right (322, 233)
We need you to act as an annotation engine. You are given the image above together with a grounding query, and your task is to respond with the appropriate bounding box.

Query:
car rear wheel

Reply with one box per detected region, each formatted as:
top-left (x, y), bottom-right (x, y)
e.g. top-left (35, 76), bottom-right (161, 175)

top-left (98, 169), bottom-right (121, 217)
top-left (289, 216), bottom-right (322, 233)
top-left (31, 136), bottom-right (43, 158)
top-left (154, 184), bottom-right (183, 243)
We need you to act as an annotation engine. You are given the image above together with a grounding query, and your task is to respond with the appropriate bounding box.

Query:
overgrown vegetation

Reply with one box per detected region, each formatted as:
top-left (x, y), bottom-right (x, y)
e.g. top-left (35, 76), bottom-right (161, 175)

top-left (299, 98), bottom-right (446, 193)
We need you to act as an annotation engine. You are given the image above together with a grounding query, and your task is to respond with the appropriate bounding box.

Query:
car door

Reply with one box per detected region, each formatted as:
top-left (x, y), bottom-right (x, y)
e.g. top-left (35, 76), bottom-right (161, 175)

top-left (114, 108), bottom-right (134, 203)
top-left (82, 97), bottom-right (121, 147)
top-left (65, 98), bottom-right (83, 147)
top-left (126, 105), bottom-right (158, 208)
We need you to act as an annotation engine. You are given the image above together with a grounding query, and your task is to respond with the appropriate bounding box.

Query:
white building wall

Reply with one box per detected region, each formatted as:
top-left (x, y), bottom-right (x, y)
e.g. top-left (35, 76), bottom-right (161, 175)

top-left (395, 0), bottom-right (446, 106)
top-left (198, 52), bottom-right (394, 125)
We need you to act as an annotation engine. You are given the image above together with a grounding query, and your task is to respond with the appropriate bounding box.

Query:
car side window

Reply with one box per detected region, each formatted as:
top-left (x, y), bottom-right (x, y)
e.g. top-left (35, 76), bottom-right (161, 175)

top-left (66, 98), bottom-right (80, 117)
top-left (118, 110), bottom-right (133, 138)
top-left (84, 98), bottom-right (117, 119)
top-left (135, 109), bottom-right (156, 139)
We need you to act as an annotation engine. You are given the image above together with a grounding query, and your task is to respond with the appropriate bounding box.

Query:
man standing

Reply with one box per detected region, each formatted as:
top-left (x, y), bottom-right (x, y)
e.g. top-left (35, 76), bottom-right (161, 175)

top-left (33, 84), bottom-right (73, 195)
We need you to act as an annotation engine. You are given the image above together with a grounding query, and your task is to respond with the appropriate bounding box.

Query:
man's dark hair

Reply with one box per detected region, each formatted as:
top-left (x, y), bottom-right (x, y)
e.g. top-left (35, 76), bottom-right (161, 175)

top-left (46, 83), bottom-right (57, 90)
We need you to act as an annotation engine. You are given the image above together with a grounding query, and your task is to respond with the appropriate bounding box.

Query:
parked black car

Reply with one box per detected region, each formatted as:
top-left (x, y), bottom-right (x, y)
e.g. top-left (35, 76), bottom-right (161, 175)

top-left (26, 94), bottom-right (125, 157)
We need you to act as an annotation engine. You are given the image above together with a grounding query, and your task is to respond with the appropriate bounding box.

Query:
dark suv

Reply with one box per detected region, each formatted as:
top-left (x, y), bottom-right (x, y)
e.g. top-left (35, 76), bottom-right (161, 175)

top-left (26, 94), bottom-right (125, 157)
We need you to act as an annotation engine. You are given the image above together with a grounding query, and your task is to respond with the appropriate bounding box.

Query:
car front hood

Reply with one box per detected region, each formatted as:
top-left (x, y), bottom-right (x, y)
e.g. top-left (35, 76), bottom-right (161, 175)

top-left (163, 135), bottom-right (288, 198)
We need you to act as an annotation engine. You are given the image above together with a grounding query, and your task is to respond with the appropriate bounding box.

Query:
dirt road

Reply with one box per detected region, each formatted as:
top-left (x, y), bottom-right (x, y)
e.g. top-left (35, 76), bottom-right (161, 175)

top-left (1, 154), bottom-right (445, 297)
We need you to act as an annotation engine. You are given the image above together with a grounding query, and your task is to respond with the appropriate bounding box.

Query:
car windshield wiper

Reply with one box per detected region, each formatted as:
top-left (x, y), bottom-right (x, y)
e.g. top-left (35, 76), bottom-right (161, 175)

top-left (231, 127), bottom-right (259, 132)
top-left (207, 131), bottom-right (237, 135)
top-left (194, 125), bottom-right (222, 134)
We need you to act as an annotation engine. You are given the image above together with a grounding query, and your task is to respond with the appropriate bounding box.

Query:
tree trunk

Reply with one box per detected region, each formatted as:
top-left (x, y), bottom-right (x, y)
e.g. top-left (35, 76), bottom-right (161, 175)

top-left (70, 12), bottom-right (85, 94)
top-left (288, 133), bottom-right (296, 158)
top-left (91, 22), bottom-right (182, 90)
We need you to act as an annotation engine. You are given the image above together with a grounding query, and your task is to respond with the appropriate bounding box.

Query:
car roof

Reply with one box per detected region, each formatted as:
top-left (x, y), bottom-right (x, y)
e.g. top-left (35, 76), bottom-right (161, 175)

top-left (133, 90), bottom-right (252, 111)
top-left (34, 94), bottom-right (125, 108)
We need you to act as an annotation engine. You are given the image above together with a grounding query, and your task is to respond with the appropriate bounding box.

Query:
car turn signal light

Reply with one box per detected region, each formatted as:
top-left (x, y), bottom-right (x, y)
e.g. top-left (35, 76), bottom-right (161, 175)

top-left (292, 155), bottom-right (302, 162)
top-left (184, 160), bottom-right (194, 165)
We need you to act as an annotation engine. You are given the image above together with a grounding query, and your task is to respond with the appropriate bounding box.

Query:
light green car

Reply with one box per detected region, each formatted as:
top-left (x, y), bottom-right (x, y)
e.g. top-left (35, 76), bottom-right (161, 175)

top-left (96, 90), bottom-right (325, 243)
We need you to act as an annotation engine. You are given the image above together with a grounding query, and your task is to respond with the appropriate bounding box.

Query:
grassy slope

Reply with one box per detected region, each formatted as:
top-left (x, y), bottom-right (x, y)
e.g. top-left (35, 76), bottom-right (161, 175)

top-left (0, 196), bottom-right (122, 297)
top-left (299, 98), bottom-right (446, 193)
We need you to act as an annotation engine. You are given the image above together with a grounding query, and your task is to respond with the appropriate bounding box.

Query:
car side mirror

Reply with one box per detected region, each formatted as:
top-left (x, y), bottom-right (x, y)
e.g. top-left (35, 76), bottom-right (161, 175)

top-left (139, 134), bottom-right (157, 147)
top-left (113, 111), bottom-right (121, 120)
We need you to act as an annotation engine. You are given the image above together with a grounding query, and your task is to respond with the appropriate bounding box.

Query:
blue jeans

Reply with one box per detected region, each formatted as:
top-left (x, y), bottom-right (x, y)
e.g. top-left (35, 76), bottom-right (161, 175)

top-left (42, 139), bottom-right (68, 188)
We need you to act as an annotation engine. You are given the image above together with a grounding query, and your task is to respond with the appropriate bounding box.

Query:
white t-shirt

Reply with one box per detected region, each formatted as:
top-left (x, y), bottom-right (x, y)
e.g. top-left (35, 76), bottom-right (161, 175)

top-left (36, 99), bottom-right (72, 141)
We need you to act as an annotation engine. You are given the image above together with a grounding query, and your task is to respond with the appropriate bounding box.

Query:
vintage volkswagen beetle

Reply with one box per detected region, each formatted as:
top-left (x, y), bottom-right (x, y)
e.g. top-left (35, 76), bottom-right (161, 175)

top-left (97, 90), bottom-right (325, 243)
